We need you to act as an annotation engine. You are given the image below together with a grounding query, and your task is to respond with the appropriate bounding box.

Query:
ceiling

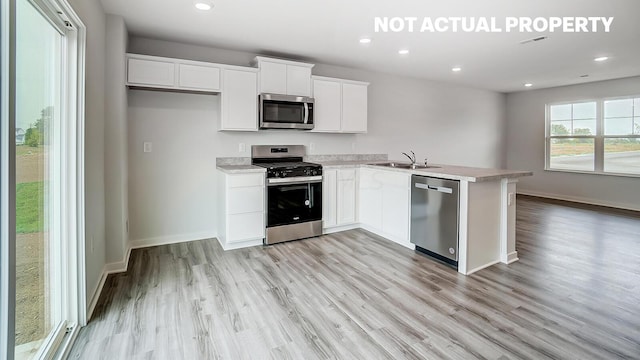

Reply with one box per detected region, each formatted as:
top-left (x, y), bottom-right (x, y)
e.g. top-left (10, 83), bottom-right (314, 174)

top-left (101, 0), bottom-right (640, 93)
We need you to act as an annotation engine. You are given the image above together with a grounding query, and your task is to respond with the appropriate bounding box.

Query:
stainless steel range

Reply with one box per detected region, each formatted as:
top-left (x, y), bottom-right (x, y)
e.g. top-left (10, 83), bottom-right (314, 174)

top-left (252, 145), bottom-right (323, 245)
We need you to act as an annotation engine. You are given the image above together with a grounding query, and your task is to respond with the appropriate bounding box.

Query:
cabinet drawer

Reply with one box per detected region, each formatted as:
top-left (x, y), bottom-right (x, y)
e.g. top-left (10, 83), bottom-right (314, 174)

top-left (127, 58), bottom-right (175, 87)
top-left (227, 173), bottom-right (264, 188)
top-left (178, 64), bottom-right (220, 91)
top-left (227, 187), bottom-right (264, 214)
top-left (227, 212), bottom-right (264, 242)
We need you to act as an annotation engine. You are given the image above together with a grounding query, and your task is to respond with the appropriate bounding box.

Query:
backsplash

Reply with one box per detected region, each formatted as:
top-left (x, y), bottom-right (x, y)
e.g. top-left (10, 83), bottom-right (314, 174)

top-left (216, 157), bottom-right (251, 166)
top-left (305, 154), bottom-right (388, 162)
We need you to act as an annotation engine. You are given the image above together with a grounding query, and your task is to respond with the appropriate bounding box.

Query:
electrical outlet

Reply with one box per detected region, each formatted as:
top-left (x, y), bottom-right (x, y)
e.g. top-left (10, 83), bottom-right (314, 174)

top-left (352, 142), bottom-right (357, 151)
top-left (143, 142), bottom-right (152, 153)
top-left (508, 192), bottom-right (515, 206)
top-left (309, 142), bottom-right (315, 152)
top-left (239, 143), bottom-right (246, 152)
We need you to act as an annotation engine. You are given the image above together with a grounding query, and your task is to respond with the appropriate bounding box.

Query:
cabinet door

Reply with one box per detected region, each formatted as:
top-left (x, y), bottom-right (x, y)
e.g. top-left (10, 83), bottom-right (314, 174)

top-left (312, 79), bottom-right (342, 132)
top-left (286, 65), bottom-right (312, 96)
top-left (322, 169), bottom-right (337, 228)
top-left (178, 64), bottom-right (220, 91)
top-left (221, 69), bottom-right (258, 131)
top-left (358, 169), bottom-right (382, 230)
top-left (342, 83), bottom-right (368, 133)
top-left (337, 169), bottom-right (357, 225)
top-left (227, 212), bottom-right (264, 243)
top-left (259, 61), bottom-right (287, 94)
top-left (382, 186), bottom-right (410, 242)
top-left (127, 58), bottom-right (175, 87)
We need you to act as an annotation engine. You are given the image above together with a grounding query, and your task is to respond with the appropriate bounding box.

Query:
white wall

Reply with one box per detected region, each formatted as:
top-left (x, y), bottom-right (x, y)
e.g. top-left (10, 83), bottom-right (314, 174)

top-left (67, 0), bottom-right (106, 310)
top-left (104, 15), bottom-right (128, 264)
top-left (506, 76), bottom-right (640, 211)
top-left (126, 37), bottom-right (507, 244)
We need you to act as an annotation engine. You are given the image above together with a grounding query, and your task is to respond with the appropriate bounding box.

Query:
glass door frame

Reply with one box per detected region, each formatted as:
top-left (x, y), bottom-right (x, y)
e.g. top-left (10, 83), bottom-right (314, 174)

top-left (1, 0), bottom-right (86, 358)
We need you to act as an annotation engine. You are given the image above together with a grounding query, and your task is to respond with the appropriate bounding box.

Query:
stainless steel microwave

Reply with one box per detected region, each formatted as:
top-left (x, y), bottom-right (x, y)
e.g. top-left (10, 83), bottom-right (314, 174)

top-left (259, 93), bottom-right (314, 130)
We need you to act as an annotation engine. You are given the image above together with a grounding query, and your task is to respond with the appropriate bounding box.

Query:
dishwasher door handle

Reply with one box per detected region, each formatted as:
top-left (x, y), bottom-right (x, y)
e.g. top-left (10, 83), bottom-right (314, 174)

top-left (415, 183), bottom-right (453, 194)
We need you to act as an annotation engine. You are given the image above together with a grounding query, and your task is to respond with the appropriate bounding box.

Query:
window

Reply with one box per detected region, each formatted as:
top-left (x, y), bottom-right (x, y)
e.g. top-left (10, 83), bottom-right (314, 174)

top-left (546, 97), bottom-right (640, 176)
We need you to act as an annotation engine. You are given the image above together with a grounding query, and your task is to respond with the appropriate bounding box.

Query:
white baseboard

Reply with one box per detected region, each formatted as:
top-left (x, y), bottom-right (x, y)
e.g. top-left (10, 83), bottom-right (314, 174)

top-left (465, 259), bottom-right (500, 276)
top-left (505, 251), bottom-right (519, 264)
top-left (220, 238), bottom-right (263, 251)
top-left (517, 189), bottom-right (640, 212)
top-left (323, 223), bottom-right (359, 234)
top-left (129, 231), bottom-right (217, 250)
top-left (86, 266), bottom-right (108, 321)
top-left (359, 224), bottom-right (415, 250)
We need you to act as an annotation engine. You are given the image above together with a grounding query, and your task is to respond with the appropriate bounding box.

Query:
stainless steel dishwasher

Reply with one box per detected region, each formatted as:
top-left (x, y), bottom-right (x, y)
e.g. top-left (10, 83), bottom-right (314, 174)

top-left (410, 175), bottom-right (460, 268)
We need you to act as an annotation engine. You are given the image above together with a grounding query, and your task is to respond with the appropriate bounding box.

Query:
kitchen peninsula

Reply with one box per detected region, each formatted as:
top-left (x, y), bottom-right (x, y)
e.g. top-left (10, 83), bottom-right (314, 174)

top-left (217, 154), bottom-right (532, 275)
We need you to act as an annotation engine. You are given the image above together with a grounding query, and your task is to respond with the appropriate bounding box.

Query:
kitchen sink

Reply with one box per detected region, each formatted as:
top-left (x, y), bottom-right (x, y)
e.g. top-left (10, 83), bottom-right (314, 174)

top-left (371, 162), bottom-right (441, 170)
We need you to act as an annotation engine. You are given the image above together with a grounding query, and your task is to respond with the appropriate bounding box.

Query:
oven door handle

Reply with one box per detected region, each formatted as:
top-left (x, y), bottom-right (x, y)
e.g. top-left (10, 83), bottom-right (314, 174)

top-left (267, 176), bottom-right (323, 186)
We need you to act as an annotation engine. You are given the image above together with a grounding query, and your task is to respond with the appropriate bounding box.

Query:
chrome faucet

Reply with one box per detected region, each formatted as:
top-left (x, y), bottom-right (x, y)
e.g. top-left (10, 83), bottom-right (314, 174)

top-left (402, 150), bottom-right (416, 165)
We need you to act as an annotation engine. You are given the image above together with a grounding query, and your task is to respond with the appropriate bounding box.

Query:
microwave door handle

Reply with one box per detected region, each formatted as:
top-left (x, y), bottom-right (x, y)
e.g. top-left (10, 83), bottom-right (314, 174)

top-left (303, 103), bottom-right (309, 124)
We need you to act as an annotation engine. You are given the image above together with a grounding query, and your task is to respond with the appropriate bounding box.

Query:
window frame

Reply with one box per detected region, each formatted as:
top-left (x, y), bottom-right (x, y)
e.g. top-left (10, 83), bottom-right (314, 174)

top-left (545, 96), bottom-right (640, 178)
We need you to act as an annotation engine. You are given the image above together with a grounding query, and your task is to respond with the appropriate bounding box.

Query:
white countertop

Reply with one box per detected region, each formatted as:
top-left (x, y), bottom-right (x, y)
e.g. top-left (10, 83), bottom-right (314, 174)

top-left (216, 159), bottom-right (532, 182)
top-left (216, 165), bottom-right (266, 174)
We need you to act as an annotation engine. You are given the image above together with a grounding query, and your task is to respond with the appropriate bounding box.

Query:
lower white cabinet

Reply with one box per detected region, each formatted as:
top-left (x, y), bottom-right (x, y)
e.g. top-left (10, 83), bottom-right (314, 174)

top-left (358, 168), bottom-right (411, 247)
top-left (220, 68), bottom-right (258, 131)
top-left (322, 168), bottom-right (358, 230)
top-left (217, 172), bottom-right (265, 250)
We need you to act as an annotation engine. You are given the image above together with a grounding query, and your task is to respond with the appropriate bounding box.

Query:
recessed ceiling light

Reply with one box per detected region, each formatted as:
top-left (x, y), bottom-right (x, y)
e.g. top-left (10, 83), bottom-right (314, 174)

top-left (398, 49), bottom-right (409, 55)
top-left (194, 1), bottom-right (212, 10)
top-left (524, 83), bottom-right (533, 87)
top-left (359, 38), bottom-right (371, 44)
top-left (594, 56), bottom-right (609, 62)
top-left (451, 67), bottom-right (462, 72)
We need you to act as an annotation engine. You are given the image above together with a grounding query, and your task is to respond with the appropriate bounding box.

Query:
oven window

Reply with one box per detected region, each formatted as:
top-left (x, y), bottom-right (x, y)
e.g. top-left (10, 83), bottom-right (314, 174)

top-left (268, 182), bottom-right (322, 227)
top-left (263, 101), bottom-right (305, 123)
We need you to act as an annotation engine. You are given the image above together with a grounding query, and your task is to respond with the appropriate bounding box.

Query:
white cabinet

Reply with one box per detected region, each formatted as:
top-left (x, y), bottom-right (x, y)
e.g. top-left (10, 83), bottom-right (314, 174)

top-left (342, 83), bottom-right (368, 133)
top-left (337, 169), bottom-right (357, 225)
top-left (322, 169), bottom-right (338, 228)
top-left (126, 54), bottom-right (222, 93)
top-left (286, 65), bottom-right (313, 96)
top-left (312, 79), bottom-right (342, 132)
top-left (358, 168), bottom-right (411, 247)
top-left (178, 63), bottom-right (220, 91)
top-left (323, 168), bottom-right (358, 230)
top-left (220, 68), bottom-right (258, 131)
top-left (127, 58), bottom-right (175, 87)
top-left (254, 56), bottom-right (314, 96)
top-left (311, 76), bottom-right (369, 133)
top-left (217, 172), bottom-right (265, 250)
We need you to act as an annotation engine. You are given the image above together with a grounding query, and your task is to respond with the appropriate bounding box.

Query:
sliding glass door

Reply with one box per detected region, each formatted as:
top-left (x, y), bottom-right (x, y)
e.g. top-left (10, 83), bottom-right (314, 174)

top-left (14, 1), bottom-right (65, 358)
top-left (2, 0), bottom-right (85, 359)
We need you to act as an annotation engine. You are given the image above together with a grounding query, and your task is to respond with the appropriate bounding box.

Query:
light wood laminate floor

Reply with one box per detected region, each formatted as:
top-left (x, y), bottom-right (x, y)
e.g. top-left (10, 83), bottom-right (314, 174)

top-left (69, 196), bottom-right (640, 359)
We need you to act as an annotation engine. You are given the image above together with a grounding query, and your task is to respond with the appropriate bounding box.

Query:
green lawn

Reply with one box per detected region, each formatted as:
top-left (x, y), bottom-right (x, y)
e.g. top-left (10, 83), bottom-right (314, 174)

top-left (16, 181), bottom-right (46, 234)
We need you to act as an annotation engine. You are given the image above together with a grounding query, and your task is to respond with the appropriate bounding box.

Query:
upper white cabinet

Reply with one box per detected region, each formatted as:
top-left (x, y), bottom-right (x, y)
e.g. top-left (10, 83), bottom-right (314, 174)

top-left (220, 68), bottom-right (258, 131)
top-left (342, 82), bottom-right (368, 133)
top-left (312, 79), bottom-right (342, 132)
top-left (127, 58), bottom-right (175, 88)
top-left (312, 76), bottom-right (369, 133)
top-left (178, 63), bottom-right (220, 92)
top-left (126, 54), bottom-right (221, 93)
top-left (254, 56), bottom-right (314, 97)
